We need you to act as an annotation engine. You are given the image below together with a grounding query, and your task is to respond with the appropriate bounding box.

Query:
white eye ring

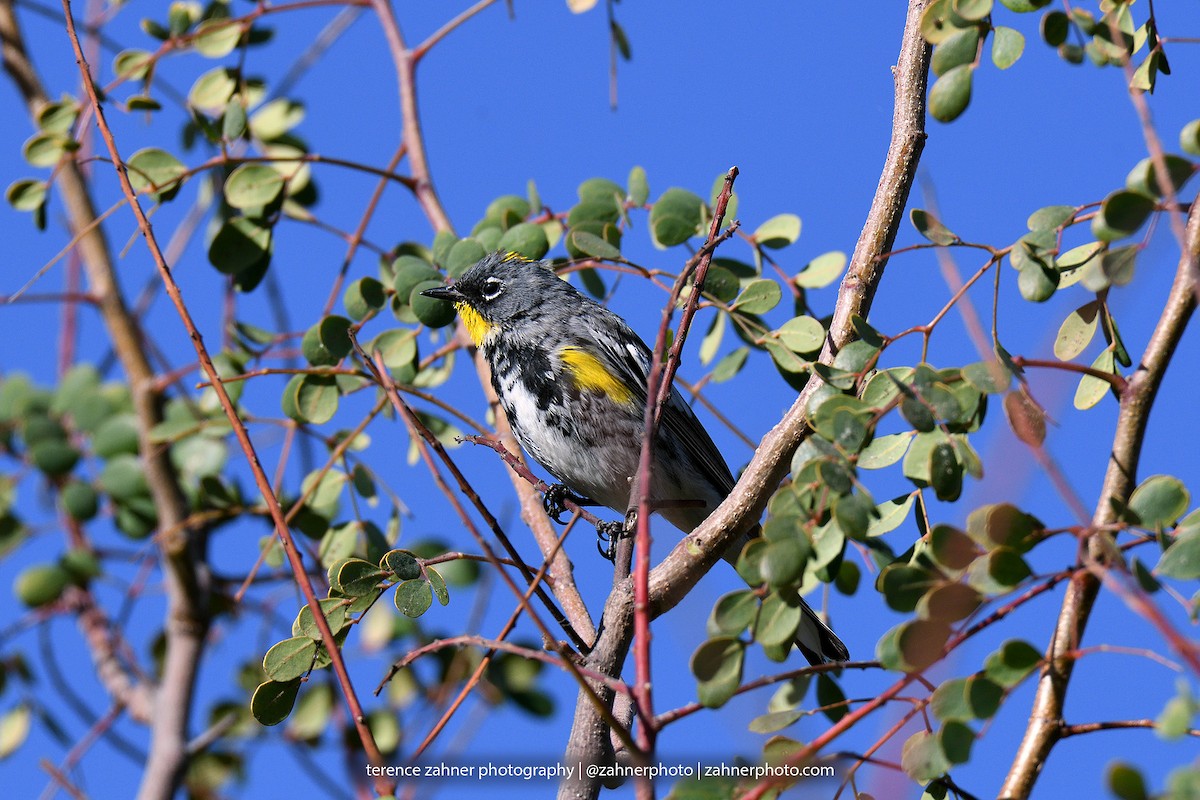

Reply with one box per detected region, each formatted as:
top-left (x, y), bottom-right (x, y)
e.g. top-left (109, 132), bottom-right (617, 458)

top-left (482, 277), bottom-right (504, 301)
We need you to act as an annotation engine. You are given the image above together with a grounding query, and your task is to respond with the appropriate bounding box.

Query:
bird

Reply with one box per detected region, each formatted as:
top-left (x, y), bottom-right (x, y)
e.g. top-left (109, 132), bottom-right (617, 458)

top-left (421, 251), bottom-right (848, 664)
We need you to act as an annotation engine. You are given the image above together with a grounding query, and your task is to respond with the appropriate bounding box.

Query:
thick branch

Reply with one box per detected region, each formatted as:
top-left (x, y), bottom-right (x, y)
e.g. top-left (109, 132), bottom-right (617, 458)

top-left (558, 3), bottom-right (931, 797)
top-left (1000, 198), bottom-right (1200, 799)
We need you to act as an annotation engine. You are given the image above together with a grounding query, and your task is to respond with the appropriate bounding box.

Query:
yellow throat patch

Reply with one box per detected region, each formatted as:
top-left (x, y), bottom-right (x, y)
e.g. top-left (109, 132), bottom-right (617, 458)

top-left (559, 346), bottom-right (634, 405)
top-left (457, 302), bottom-right (497, 347)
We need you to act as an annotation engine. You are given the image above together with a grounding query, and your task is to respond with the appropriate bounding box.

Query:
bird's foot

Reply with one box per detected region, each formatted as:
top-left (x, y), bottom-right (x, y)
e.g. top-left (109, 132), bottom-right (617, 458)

top-left (542, 484), bottom-right (591, 524)
top-left (596, 510), bottom-right (637, 562)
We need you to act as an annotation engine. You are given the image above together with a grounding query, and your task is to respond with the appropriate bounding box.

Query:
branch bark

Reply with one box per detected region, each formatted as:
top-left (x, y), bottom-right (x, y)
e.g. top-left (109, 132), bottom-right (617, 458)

top-left (558, 2), bottom-right (932, 797)
top-left (999, 196), bottom-right (1200, 800)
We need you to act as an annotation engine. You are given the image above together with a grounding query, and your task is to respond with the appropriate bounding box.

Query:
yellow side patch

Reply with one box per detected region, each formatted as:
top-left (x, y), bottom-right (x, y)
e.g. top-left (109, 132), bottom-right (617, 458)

top-left (457, 302), bottom-right (497, 347)
top-left (559, 346), bottom-right (634, 405)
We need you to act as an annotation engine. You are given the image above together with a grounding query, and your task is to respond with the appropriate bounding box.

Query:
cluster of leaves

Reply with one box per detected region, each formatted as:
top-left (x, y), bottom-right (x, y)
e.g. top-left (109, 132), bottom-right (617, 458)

top-left (6, 0), bottom-right (317, 294)
top-left (919, 0), bottom-right (1171, 123)
top-left (0, 366), bottom-right (247, 605)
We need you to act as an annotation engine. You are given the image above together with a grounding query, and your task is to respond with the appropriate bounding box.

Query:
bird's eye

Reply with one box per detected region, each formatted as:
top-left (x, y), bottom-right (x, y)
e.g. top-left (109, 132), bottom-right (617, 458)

top-left (481, 277), bottom-right (504, 302)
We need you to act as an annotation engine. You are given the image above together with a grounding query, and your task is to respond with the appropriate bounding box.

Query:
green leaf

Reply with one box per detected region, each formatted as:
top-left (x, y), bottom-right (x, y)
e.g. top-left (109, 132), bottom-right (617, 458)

top-left (127, 148), bottom-right (186, 202)
top-left (774, 315), bottom-right (824, 354)
top-left (250, 679), bottom-right (301, 726)
top-left (6, 179), bottom-right (47, 212)
top-left (931, 677), bottom-right (972, 722)
top-left (858, 433), bottom-right (914, 470)
top-left (940, 720), bottom-right (975, 764)
top-left (410, 280), bottom-right (459, 328)
top-left (910, 209), bottom-right (958, 245)
top-left (343, 277), bottom-right (385, 321)
top-left (208, 216), bottom-right (271, 275)
top-left (1181, 120), bottom-right (1200, 157)
top-left (933, 26), bottom-right (982, 77)
top-left (0, 704), bottom-right (31, 759)
top-left (113, 49), bottom-right (153, 80)
top-left (1156, 521), bottom-right (1200, 580)
top-left (708, 590), bottom-right (758, 637)
top-left (292, 374), bottom-right (338, 424)
top-left (224, 164), bottom-right (284, 209)
top-left (497, 222), bottom-right (550, 260)
top-left (795, 250), bottom-right (846, 289)
top-left (221, 97), bottom-right (246, 141)
top-left (1042, 10), bottom-right (1069, 46)
top-left (194, 18), bottom-right (242, 57)
top-left (1125, 155), bottom-right (1195, 198)
top-left (868, 493), bottom-right (915, 537)
top-left (1093, 190), bottom-right (1156, 241)
top-left (62, 481), bottom-right (99, 521)
top-left (928, 64), bottom-right (974, 123)
top-left (999, 0), bottom-right (1050, 10)
top-left (649, 187), bottom-right (705, 247)
top-left (968, 548), bottom-right (1032, 595)
top-left (1074, 348), bottom-right (1115, 410)
top-left (733, 279), bottom-right (782, 315)
top-left (1129, 475), bottom-right (1190, 528)
top-left (394, 579), bottom-right (433, 617)
top-left (15, 563), bottom-right (70, 607)
top-left (381, 549), bottom-right (422, 580)
top-left (1154, 681), bottom-right (1198, 741)
top-left (755, 593), bottom-right (802, 647)
top-left (1018, 260), bottom-right (1059, 302)
top-left (295, 598), bottom-right (349, 639)
top-left (188, 67), bottom-right (238, 112)
top-left (690, 637), bottom-right (745, 708)
top-left (929, 442), bottom-right (963, 501)
top-left (1054, 300), bottom-right (1100, 361)
top-left (992, 26), bottom-right (1025, 69)
top-left (754, 213), bottom-right (801, 249)
top-left (262, 637), bottom-right (317, 681)
top-left (961, 361), bottom-right (1011, 394)
top-left (901, 730), bottom-right (950, 783)
top-left (1027, 204), bottom-right (1076, 231)
top-left (428, 567), bottom-right (449, 605)
top-left (1108, 763), bottom-right (1149, 800)
top-left (301, 316), bottom-right (353, 366)
top-left (249, 99), bottom-right (305, 141)
top-left (627, 165), bottom-right (649, 206)
top-left (334, 558), bottom-right (386, 596)
top-left (569, 229), bottom-right (621, 260)
top-left (444, 238), bottom-right (487, 279)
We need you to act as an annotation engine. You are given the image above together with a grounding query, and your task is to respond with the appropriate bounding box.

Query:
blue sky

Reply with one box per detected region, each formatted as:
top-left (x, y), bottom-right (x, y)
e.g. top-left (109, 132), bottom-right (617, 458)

top-left (2, 1), bottom-right (1198, 798)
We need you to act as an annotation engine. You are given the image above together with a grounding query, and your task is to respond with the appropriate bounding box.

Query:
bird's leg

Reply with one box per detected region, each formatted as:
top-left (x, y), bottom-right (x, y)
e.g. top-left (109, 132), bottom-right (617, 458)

top-left (542, 483), bottom-right (594, 524)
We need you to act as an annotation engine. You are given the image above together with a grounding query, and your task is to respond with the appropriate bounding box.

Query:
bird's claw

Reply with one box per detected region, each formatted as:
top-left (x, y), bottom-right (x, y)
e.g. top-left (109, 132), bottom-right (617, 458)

top-left (596, 517), bottom-right (634, 562)
top-left (542, 484), bottom-right (588, 524)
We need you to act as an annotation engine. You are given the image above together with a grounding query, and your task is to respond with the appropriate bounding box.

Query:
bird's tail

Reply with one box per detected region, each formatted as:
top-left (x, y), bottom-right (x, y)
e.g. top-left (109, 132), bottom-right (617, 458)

top-left (721, 527), bottom-right (849, 667)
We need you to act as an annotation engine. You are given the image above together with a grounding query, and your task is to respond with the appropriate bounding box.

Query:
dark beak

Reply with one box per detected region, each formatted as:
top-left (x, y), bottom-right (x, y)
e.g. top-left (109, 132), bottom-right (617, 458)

top-left (420, 283), bottom-right (463, 302)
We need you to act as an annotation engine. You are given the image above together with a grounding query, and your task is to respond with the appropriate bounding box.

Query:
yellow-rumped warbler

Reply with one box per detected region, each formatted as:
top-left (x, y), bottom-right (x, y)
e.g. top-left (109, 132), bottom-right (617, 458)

top-left (422, 252), bottom-right (847, 664)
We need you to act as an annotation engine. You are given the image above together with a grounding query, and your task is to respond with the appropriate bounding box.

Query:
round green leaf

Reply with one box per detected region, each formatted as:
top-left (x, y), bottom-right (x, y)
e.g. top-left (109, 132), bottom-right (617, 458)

top-left (733, 279), bottom-right (782, 315)
top-left (690, 636), bottom-right (745, 709)
top-left (999, 0), bottom-right (1050, 10)
top-left (301, 316), bottom-right (353, 366)
top-left (188, 67), bottom-right (237, 112)
top-left (708, 590), bottom-right (758, 637)
top-left (250, 679), bottom-right (301, 726)
top-left (1156, 523), bottom-right (1200, 580)
top-left (391, 256), bottom-right (441, 304)
top-left (795, 250), bottom-right (846, 289)
top-left (99, 455), bottom-right (150, 501)
top-left (208, 217), bottom-right (271, 275)
top-left (649, 187), bottom-right (704, 247)
top-left (932, 25), bottom-right (981, 77)
top-left (1108, 763), bottom-right (1149, 800)
top-left (569, 229), bottom-right (621, 260)
top-left (6, 179), bottom-right (46, 212)
top-left (992, 25), bottom-right (1025, 69)
top-left (1054, 300), bottom-right (1099, 361)
top-left (627, 165), bottom-right (649, 206)
top-left (294, 374), bottom-right (338, 424)
top-left (754, 213), bottom-right (801, 249)
top-left (984, 639), bottom-right (1042, 687)
top-left (1092, 190), bottom-right (1156, 242)
top-left (62, 481), bottom-right (99, 521)
top-left (901, 730), bottom-right (950, 782)
top-left (193, 18), bottom-right (242, 58)
top-left (929, 64), bottom-right (974, 123)
top-left (224, 164), bottom-right (285, 210)
top-left (368, 329), bottom-right (417, 373)
top-left (1128, 474), bottom-right (1190, 528)
top-left (939, 720), bottom-right (975, 764)
top-left (410, 280), bottom-right (458, 328)
top-left (127, 148), bottom-right (186, 202)
top-left (755, 593), bottom-right (802, 646)
top-left (1041, 11), bottom-right (1069, 46)
top-left (444, 238), bottom-right (486, 279)
top-left (30, 440), bottom-right (80, 476)
top-left (496, 222), bottom-right (550, 260)
top-left (113, 49), bottom-right (153, 80)
top-left (15, 563), bottom-right (70, 607)
top-left (263, 637), bottom-right (318, 681)
top-left (910, 208), bottom-right (958, 245)
top-left (394, 579), bottom-right (433, 617)
top-left (344, 277), bottom-right (385, 321)
top-left (1181, 120), bottom-right (1200, 157)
